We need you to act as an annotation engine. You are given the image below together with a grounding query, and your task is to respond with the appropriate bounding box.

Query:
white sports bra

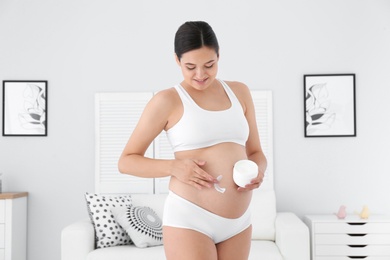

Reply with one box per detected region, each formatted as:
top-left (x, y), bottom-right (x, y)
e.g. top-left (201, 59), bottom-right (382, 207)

top-left (166, 79), bottom-right (249, 153)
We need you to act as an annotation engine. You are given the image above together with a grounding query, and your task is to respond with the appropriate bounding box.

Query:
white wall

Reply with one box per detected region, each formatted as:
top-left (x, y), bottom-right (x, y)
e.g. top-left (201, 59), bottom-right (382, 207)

top-left (0, 0), bottom-right (389, 259)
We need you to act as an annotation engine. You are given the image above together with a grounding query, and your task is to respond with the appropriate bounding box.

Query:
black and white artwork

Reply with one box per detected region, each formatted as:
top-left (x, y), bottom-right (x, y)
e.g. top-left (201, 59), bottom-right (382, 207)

top-left (304, 74), bottom-right (356, 137)
top-left (2, 80), bottom-right (47, 136)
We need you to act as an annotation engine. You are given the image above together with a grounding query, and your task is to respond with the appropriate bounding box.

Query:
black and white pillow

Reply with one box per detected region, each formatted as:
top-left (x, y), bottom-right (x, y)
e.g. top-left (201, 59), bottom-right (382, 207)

top-left (85, 193), bottom-right (133, 248)
top-left (113, 205), bottom-right (163, 248)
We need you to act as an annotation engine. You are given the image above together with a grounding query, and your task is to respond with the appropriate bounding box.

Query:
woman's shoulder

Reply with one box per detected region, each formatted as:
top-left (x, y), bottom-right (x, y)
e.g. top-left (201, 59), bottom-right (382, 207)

top-left (149, 87), bottom-right (180, 110)
top-left (222, 80), bottom-right (251, 97)
top-left (154, 87), bottom-right (178, 100)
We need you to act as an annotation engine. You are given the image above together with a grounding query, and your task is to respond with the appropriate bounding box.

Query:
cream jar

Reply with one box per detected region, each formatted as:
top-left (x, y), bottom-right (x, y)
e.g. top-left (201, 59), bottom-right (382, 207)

top-left (233, 160), bottom-right (258, 188)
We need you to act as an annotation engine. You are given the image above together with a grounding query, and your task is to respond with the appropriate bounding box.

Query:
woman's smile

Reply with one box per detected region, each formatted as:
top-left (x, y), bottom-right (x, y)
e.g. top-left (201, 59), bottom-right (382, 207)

top-left (177, 46), bottom-right (219, 91)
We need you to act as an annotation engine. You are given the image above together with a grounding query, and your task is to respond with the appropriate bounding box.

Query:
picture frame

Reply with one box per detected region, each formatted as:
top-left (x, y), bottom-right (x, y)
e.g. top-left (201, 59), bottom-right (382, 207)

top-left (2, 80), bottom-right (48, 136)
top-left (304, 74), bottom-right (356, 137)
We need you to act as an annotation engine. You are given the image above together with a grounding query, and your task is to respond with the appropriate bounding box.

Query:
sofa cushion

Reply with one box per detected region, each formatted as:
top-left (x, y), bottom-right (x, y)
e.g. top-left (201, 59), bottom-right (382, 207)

top-left (85, 193), bottom-right (133, 248)
top-left (87, 245), bottom-right (166, 260)
top-left (86, 240), bottom-right (282, 260)
top-left (250, 189), bottom-right (276, 240)
top-left (113, 205), bottom-right (163, 248)
top-left (249, 240), bottom-right (283, 260)
top-left (130, 193), bottom-right (167, 218)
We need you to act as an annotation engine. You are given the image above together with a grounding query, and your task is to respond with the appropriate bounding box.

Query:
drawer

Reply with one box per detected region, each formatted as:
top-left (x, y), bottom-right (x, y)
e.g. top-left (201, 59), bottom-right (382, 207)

top-left (0, 201), bottom-right (4, 224)
top-left (316, 245), bottom-right (390, 256)
top-left (316, 257), bottom-right (390, 260)
top-left (0, 225), bottom-right (4, 249)
top-left (315, 234), bottom-right (390, 245)
top-left (315, 222), bottom-right (390, 233)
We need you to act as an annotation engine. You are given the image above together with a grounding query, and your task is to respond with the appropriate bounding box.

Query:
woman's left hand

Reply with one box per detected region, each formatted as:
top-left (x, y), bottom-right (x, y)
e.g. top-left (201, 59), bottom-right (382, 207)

top-left (237, 171), bottom-right (264, 192)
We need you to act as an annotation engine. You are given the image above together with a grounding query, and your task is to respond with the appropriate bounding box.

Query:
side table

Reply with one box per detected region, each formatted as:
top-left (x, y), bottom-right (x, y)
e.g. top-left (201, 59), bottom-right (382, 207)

top-left (0, 192), bottom-right (28, 260)
top-left (304, 214), bottom-right (390, 260)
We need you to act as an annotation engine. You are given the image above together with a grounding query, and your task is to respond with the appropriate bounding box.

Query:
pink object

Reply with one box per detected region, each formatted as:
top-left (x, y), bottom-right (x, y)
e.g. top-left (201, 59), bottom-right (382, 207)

top-left (335, 205), bottom-right (347, 219)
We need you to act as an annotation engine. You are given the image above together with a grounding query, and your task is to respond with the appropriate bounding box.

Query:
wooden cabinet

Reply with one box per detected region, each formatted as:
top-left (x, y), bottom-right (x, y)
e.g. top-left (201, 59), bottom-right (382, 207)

top-left (0, 193), bottom-right (28, 260)
top-left (304, 215), bottom-right (390, 260)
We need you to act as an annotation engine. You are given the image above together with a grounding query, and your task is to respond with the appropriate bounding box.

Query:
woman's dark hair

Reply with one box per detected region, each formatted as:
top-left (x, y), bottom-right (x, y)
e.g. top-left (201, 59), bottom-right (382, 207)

top-left (174, 21), bottom-right (219, 60)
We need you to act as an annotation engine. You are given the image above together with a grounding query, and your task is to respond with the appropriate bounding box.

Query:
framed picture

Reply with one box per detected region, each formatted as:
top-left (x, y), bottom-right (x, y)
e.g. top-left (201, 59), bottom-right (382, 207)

top-left (304, 74), bottom-right (356, 137)
top-left (2, 80), bottom-right (48, 136)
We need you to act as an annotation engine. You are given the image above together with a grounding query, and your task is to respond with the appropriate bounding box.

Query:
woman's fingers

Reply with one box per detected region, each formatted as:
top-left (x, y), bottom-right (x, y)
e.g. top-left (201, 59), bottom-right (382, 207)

top-left (191, 169), bottom-right (215, 189)
top-left (192, 160), bottom-right (216, 184)
top-left (172, 159), bottom-right (215, 190)
top-left (237, 172), bottom-right (264, 191)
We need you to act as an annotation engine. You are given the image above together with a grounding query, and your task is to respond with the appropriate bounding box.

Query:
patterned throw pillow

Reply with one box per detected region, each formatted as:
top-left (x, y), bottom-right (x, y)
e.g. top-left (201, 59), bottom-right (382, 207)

top-left (113, 205), bottom-right (163, 248)
top-left (85, 193), bottom-right (133, 248)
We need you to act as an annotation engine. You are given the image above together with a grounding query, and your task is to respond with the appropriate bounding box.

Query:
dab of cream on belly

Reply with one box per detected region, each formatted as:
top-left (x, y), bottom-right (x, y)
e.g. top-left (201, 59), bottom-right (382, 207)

top-left (214, 175), bottom-right (226, 193)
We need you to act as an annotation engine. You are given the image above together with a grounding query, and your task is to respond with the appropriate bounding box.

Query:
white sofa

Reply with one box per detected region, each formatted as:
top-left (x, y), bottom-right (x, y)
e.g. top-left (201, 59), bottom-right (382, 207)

top-left (61, 190), bottom-right (310, 260)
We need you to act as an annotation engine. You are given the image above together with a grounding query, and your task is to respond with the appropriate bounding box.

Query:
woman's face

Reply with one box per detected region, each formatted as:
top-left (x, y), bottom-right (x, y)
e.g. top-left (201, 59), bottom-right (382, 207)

top-left (176, 46), bottom-right (219, 91)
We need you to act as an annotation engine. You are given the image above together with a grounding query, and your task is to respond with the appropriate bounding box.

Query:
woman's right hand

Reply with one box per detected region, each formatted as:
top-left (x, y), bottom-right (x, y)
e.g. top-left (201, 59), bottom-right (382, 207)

top-left (170, 159), bottom-right (216, 190)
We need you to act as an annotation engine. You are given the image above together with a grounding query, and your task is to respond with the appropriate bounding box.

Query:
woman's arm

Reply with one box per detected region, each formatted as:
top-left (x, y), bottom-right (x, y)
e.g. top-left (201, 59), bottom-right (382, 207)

top-left (118, 88), bottom-right (216, 189)
top-left (229, 81), bottom-right (268, 191)
top-left (118, 89), bottom-right (174, 178)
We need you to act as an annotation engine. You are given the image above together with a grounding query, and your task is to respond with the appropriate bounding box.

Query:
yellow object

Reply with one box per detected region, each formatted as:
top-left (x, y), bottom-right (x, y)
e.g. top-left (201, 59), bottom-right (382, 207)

top-left (359, 205), bottom-right (370, 219)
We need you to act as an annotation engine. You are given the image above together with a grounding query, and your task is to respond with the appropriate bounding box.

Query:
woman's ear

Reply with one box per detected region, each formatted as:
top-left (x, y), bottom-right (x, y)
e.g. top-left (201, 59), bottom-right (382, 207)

top-left (174, 53), bottom-right (181, 66)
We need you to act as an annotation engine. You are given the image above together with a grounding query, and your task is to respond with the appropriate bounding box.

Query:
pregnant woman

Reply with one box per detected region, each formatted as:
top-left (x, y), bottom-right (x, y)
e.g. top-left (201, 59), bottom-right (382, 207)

top-left (118, 21), bottom-right (267, 260)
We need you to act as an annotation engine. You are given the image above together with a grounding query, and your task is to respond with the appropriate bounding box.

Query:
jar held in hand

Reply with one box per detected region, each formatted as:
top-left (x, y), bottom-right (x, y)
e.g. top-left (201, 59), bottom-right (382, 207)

top-left (233, 160), bottom-right (258, 188)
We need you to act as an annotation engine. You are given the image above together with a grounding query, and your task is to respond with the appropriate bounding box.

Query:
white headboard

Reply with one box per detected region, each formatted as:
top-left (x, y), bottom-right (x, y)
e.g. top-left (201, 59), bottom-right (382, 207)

top-left (95, 91), bottom-right (273, 194)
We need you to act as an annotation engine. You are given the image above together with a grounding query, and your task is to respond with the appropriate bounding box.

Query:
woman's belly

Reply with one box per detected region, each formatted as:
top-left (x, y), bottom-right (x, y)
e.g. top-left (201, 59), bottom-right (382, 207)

top-left (169, 143), bottom-right (253, 218)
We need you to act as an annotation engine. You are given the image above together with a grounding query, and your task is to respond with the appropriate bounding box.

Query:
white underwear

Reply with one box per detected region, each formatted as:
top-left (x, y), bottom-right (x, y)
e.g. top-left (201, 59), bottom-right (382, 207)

top-left (162, 191), bottom-right (251, 244)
